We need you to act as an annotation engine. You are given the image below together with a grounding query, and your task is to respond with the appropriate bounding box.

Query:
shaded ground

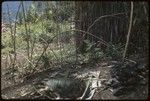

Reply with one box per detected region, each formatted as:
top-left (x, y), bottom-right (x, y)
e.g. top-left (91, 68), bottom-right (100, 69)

top-left (1, 54), bottom-right (149, 100)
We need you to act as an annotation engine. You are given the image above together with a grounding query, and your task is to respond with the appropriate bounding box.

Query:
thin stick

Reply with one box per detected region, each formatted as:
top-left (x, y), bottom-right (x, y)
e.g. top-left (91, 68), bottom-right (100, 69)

top-left (21, 1), bottom-right (30, 59)
top-left (66, 29), bottom-right (109, 47)
top-left (86, 71), bottom-right (101, 100)
top-left (122, 2), bottom-right (134, 61)
top-left (13, 2), bottom-right (21, 63)
top-left (87, 12), bottom-right (126, 32)
top-left (32, 85), bottom-right (51, 99)
top-left (124, 58), bottom-right (136, 64)
top-left (80, 77), bottom-right (92, 99)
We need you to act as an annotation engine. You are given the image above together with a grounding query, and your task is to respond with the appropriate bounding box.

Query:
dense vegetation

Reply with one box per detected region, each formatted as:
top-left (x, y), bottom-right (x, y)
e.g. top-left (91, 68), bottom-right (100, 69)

top-left (1, 1), bottom-right (148, 100)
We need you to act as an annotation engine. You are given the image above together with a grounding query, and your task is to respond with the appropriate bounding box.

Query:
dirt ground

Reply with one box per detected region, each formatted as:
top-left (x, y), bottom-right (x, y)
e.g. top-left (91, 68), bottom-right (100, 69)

top-left (1, 54), bottom-right (149, 100)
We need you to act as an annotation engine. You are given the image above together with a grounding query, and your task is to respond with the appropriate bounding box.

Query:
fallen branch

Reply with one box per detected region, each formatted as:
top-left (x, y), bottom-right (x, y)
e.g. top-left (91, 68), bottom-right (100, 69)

top-left (79, 77), bottom-right (92, 100)
top-left (79, 71), bottom-right (101, 100)
top-left (86, 71), bottom-right (101, 100)
top-left (125, 58), bottom-right (136, 64)
top-left (86, 89), bottom-right (96, 100)
top-left (32, 84), bottom-right (51, 99)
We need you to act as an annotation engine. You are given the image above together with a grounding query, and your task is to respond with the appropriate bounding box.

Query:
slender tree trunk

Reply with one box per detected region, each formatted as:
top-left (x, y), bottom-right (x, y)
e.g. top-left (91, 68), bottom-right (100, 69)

top-left (21, 1), bottom-right (30, 59)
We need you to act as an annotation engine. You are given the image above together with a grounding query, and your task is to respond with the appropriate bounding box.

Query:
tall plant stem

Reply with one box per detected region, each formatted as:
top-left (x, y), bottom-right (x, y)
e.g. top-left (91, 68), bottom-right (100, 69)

top-left (122, 2), bottom-right (134, 62)
top-left (21, 1), bottom-right (30, 59)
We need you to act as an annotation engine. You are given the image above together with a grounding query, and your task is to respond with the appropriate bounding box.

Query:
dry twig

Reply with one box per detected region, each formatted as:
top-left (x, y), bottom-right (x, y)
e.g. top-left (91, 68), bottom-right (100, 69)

top-left (32, 85), bottom-right (51, 99)
top-left (87, 12), bottom-right (126, 32)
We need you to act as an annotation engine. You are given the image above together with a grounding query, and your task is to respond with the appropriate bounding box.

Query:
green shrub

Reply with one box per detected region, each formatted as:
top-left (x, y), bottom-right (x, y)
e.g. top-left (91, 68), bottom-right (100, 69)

top-left (105, 42), bottom-right (123, 59)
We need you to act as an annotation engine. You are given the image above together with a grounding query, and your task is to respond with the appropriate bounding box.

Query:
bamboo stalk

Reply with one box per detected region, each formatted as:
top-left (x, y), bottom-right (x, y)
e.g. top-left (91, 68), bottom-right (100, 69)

top-left (122, 2), bottom-right (134, 61)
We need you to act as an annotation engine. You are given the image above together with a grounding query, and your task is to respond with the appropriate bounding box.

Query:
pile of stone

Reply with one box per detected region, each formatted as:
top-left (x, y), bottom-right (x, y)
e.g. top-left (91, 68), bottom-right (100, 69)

top-left (105, 61), bottom-right (148, 96)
